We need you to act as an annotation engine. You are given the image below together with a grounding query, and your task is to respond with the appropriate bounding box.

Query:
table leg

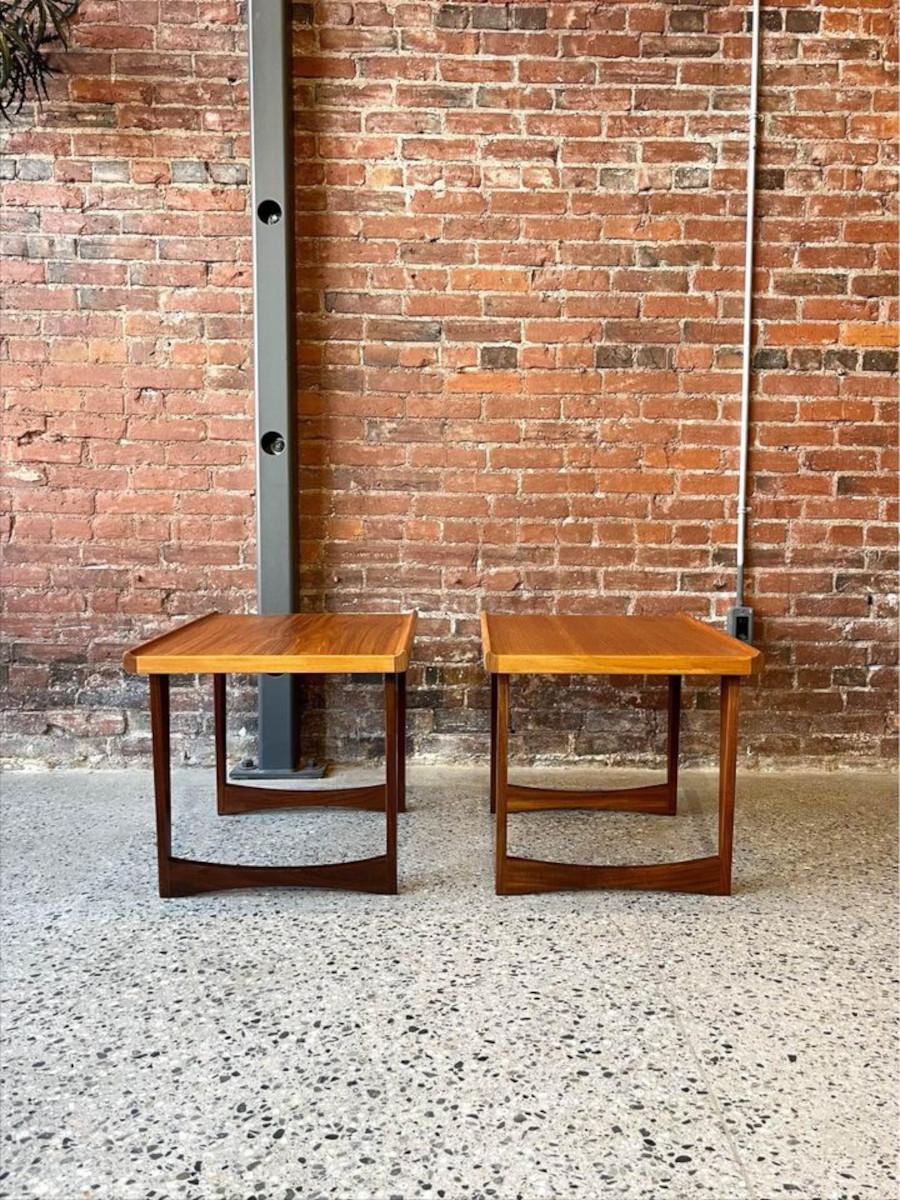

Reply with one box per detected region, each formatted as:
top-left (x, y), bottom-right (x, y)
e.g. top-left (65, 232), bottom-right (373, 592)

top-left (397, 670), bottom-right (407, 813)
top-left (489, 674), bottom-right (498, 815)
top-left (666, 674), bottom-right (681, 815)
top-left (384, 672), bottom-right (400, 893)
top-left (152, 672), bottom-right (398, 897)
top-left (214, 673), bottom-right (227, 815)
top-left (149, 674), bottom-right (174, 898)
top-left (495, 674), bottom-right (743, 897)
top-left (717, 675), bottom-right (741, 895)
top-left (493, 673), bottom-right (509, 893)
top-left (502, 675), bottom-right (681, 816)
top-left (215, 673), bottom-right (386, 815)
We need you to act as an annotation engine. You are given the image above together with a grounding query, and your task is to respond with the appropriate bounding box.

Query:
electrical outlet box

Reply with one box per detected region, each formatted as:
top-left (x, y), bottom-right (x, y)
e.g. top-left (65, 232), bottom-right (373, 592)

top-left (727, 605), bottom-right (754, 645)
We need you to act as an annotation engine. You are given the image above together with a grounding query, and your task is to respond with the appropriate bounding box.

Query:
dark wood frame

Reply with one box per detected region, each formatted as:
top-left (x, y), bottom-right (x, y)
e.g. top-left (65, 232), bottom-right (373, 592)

top-left (149, 672), bottom-right (405, 897)
top-left (490, 673), bottom-right (741, 896)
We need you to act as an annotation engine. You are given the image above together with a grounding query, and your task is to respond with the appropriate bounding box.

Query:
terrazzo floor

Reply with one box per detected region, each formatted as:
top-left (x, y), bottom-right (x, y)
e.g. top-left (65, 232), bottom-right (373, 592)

top-left (0, 765), bottom-right (897, 1200)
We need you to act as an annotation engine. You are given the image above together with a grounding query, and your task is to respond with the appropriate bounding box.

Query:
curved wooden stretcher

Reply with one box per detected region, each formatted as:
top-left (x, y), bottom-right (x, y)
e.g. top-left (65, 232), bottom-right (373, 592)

top-left (483, 613), bottom-right (762, 896)
top-left (126, 612), bottom-right (415, 897)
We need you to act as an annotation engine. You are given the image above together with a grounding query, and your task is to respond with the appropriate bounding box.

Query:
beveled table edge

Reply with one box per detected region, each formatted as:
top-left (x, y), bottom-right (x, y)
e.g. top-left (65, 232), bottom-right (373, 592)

top-left (123, 610), bottom-right (417, 675)
top-left (480, 611), bottom-right (763, 676)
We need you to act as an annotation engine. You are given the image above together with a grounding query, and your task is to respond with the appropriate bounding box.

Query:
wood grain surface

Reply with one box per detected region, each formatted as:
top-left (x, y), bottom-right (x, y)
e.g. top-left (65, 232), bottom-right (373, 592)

top-left (481, 612), bottom-right (761, 676)
top-left (124, 611), bottom-right (417, 675)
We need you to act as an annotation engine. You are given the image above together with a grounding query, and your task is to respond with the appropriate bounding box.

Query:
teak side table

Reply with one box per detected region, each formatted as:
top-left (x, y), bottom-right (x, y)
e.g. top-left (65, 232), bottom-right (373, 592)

top-left (482, 612), bottom-right (763, 897)
top-left (124, 611), bottom-right (416, 897)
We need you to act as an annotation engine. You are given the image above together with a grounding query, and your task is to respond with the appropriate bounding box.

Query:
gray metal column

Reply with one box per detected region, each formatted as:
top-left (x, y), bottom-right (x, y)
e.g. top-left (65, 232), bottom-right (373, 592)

top-left (243, 0), bottom-right (299, 774)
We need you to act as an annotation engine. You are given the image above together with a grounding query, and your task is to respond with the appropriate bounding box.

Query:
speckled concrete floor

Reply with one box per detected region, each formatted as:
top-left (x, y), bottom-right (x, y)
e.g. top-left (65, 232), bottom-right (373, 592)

top-left (1, 766), bottom-right (896, 1200)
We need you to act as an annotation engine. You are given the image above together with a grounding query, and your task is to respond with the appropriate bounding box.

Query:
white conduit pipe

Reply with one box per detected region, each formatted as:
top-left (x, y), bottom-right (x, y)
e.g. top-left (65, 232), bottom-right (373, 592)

top-left (735, 0), bottom-right (762, 608)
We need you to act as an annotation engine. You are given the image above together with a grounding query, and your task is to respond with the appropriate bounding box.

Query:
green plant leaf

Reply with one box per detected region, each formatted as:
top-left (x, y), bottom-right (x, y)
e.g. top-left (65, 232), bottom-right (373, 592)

top-left (0, 0), bottom-right (81, 117)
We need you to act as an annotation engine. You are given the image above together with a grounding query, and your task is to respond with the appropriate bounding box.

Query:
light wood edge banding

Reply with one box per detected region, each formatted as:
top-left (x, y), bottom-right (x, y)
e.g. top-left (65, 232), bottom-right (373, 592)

top-left (125, 610), bottom-right (418, 676)
top-left (677, 613), bottom-right (764, 674)
top-left (480, 611), bottom-right (762, 677)
top-left (123, 612), bottom-right (220, 674)
top-left (483, 653), bottom-right (757, 676)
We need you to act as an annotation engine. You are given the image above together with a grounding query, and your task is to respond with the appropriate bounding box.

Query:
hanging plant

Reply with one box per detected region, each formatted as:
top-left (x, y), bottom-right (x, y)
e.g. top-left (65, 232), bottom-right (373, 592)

top-left (0, 0), bottom-right (81, 119)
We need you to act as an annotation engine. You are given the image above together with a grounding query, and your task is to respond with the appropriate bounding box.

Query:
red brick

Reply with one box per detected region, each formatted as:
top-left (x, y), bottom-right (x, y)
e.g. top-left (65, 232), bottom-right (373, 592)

top-left (0, 0), bottom-right (895, 770)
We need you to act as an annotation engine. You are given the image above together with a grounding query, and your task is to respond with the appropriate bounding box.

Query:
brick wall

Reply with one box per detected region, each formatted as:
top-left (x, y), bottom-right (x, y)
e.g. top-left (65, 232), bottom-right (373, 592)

top-left (1, 0), bottom-right (897, 770)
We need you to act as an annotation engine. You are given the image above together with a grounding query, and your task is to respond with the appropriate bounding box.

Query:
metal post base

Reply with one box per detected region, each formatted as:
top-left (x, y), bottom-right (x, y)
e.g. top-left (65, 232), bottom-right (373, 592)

top-left (229, 758), bottom-right (328, 782)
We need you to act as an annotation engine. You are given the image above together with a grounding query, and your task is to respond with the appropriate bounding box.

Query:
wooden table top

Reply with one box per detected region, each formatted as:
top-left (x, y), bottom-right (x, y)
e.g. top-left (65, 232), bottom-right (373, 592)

top-left (124, 612), bottom-right (417, 675)
top-left (481, 613), bottom-right (762, 676)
